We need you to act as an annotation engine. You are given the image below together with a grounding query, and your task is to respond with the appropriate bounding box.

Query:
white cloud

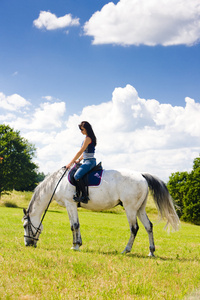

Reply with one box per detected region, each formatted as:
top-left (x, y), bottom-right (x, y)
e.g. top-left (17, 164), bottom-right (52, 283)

top-left (0, 113), bottom-right (16, 122)
top-left (84, 0), bottom-right (200, 46)
top-left (1, 86), bottom-right (200, 181)
top-left (33, 11), bottom-right (80, 31)
top-left (30, 102), bottom-right (66, 130)
top-left (0, 92), bottom-right (30, 111)
top-left (3, 102), bottom-right (66, 134)
top-left (42, 96), bottom-right (53, 101)
top-left (23, 131), bottom-right (57, 145)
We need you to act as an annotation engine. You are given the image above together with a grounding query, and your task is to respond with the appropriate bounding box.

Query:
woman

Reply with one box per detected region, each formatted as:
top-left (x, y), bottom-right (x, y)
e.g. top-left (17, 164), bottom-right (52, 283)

top-left (66, 121), bottom-right (97, 203)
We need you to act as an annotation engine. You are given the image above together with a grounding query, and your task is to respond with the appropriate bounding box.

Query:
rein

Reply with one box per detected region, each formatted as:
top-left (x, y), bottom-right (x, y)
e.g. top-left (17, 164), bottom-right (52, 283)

top-left (24, 167), bottom-right (68, 241)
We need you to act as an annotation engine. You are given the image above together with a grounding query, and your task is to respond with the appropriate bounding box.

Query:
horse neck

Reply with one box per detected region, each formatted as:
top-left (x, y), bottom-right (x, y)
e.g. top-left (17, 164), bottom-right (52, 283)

top-left (28, 169), bottom-right (63, 224)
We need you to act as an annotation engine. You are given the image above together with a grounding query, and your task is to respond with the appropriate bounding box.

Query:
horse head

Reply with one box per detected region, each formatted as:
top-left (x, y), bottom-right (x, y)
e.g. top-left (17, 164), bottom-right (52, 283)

top-left (23, 208), bottom-right (43, 248)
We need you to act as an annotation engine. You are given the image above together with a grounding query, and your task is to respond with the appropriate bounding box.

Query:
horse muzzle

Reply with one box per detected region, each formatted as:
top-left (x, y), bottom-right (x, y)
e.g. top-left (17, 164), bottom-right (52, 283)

top-left (24, 236), bottom-right (37, 247)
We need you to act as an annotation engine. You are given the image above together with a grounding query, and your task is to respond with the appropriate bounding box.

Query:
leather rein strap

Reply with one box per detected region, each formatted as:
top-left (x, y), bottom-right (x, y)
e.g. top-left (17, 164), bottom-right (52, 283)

top-left (24, 167), bottom-right (68, 241)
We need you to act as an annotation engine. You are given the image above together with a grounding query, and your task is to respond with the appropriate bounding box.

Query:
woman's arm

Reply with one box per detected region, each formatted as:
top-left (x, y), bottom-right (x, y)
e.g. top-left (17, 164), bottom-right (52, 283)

top-left (75, 153), bottom-right (83, 163)
top-left (66, 137), bottom-right (91, 168)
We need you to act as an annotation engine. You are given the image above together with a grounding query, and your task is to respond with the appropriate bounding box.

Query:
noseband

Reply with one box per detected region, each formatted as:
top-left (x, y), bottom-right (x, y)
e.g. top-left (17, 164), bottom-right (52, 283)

top-left (24, 214), bottom-right (41, 241)
top-left (24, 167), bottom-right (68, 242)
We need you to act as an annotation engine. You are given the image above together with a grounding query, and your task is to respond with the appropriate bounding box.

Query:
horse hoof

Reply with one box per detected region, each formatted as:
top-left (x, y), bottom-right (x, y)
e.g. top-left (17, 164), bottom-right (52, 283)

top-left (71, 245), bottom-right (80, 251)
top-left (121, 248), bottom-right (131, 254)
top-left (148, 252), bottom-right (155, 257)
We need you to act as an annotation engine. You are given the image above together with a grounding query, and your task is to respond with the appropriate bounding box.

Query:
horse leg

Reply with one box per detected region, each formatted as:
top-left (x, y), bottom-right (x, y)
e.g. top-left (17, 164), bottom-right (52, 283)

top-left (65, 202), bottom-right (82, 251)
top-left (122, 210), bottom-right (139, 254)
top-left (137, 209), bottom-right (155, 257)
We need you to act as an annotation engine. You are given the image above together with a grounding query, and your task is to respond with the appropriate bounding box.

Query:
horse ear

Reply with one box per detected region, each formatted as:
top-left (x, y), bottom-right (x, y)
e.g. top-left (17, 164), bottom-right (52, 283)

top-left (23, 208), bottom-right (27, 216)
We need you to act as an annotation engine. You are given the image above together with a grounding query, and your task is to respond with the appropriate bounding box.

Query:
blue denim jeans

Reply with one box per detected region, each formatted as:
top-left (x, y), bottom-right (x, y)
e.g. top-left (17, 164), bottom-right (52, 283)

top-left (74, 158), bottom-right (96, 181)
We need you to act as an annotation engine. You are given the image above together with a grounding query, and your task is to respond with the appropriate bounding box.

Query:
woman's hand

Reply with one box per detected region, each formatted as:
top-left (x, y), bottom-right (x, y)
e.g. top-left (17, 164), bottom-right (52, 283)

top-left (66, 157), bottom-right (81, 169)
top-left (66, 163), bottom-right (72, 169)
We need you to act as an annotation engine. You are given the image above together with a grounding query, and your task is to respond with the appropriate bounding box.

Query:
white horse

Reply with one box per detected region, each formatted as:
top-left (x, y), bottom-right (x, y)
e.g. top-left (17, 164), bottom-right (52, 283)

top-left (23, 167), bottom-right (179, 256)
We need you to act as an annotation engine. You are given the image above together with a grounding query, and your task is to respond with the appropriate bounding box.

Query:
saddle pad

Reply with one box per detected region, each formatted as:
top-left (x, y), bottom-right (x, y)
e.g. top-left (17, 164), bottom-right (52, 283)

top-left (68, 165), bottom-right (103, 187)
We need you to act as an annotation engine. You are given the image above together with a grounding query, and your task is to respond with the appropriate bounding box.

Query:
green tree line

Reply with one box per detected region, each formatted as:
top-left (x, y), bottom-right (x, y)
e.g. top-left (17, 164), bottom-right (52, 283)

top-left (167, 156), bottom-right (200, 225)
top-left (0, 124), bottom-right (45, 197)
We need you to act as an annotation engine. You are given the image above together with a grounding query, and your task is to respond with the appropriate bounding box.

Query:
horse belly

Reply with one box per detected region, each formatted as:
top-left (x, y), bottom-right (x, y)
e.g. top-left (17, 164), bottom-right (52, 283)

top-left (85, 185), bottom-right (119, 211)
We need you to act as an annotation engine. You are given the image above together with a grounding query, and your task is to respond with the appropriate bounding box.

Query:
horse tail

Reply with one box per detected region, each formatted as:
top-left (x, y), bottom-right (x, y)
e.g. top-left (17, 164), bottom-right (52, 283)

top-left (142, 173), bottom-right (180, 231)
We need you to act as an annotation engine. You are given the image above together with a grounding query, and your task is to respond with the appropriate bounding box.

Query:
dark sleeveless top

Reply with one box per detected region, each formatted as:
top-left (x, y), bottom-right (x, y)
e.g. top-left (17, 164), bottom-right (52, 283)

top-left (83, 139), bottom-right (95, 159)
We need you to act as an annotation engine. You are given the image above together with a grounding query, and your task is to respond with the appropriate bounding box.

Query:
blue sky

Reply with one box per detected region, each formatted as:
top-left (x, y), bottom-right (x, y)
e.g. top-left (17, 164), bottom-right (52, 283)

top-left (0, 0), bottom-right (200, 180)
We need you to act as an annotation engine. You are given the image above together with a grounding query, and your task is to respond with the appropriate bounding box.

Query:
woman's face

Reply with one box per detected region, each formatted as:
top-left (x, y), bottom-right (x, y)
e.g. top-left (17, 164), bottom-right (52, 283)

top-left (80, 126), bottom-right (87, 136)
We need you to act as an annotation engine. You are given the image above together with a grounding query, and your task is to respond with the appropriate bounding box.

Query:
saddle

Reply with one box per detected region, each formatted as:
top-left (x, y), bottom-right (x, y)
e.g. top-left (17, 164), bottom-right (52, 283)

top-left (68, 162), bottom-right (103, 187)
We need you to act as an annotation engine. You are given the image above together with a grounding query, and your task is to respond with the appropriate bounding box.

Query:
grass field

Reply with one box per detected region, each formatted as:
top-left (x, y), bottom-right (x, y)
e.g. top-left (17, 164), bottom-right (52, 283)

top-left (0, 191), bottom-right (200, 299)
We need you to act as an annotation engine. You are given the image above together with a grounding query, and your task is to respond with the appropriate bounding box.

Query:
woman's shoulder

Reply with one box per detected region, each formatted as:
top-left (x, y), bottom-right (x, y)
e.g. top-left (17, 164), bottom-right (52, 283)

top-left (85, 136), bottom-right (92, 144)
top-left (86, 136), bottom-right (92, 141)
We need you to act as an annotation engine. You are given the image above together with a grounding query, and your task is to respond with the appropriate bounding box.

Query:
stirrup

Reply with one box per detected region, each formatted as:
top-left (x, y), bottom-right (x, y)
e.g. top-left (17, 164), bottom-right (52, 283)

top-left (73, 193), bottom-right (81, 202)
top-left (73, 195), bottom-right (89, 204)
top-left (80, 196), bottom-right (89, 204)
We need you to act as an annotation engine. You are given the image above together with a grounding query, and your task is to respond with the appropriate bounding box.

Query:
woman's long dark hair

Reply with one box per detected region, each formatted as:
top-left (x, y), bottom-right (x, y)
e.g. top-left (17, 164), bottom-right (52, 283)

top-left (79, 121), bottom-right (97, 146)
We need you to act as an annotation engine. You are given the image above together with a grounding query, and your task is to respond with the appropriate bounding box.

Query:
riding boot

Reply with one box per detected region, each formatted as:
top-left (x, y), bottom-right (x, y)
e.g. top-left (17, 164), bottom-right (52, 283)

top-left (73, 179), bottom-right (89, 204)
top-left (78, 178), bottom-right (89, 203)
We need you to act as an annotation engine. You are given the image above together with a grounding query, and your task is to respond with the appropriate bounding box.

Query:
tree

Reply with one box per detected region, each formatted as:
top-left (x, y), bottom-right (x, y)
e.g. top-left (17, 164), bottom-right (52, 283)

top-left (182, 158), bottom-right (200, 225)
top-left (167, 155), bottom-right (200, 225)
top-left (167, 171), bottom-right (188, 217)
top-left (36, 172), bottom-right (46, 183)
top-left (193, 156), bottom-right (200, 171)
top-left (0, 124), bottom-right (38, 196)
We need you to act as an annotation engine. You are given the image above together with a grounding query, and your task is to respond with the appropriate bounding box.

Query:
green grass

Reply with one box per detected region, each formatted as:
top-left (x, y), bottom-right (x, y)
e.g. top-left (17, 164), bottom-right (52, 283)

top-left (0, 192), bottom-right (200, 299)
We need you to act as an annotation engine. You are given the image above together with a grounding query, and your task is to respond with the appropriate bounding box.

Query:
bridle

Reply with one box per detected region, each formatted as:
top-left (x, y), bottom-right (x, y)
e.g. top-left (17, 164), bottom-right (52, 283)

top-left (24, 167), bottom-right (68, 242)
top-left (24, 214), bottom-right (41, 241)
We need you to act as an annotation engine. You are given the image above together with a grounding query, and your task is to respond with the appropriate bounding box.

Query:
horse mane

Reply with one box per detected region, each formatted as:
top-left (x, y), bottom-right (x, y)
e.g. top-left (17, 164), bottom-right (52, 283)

top-left (27, 168), bottom-right (65, 214)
